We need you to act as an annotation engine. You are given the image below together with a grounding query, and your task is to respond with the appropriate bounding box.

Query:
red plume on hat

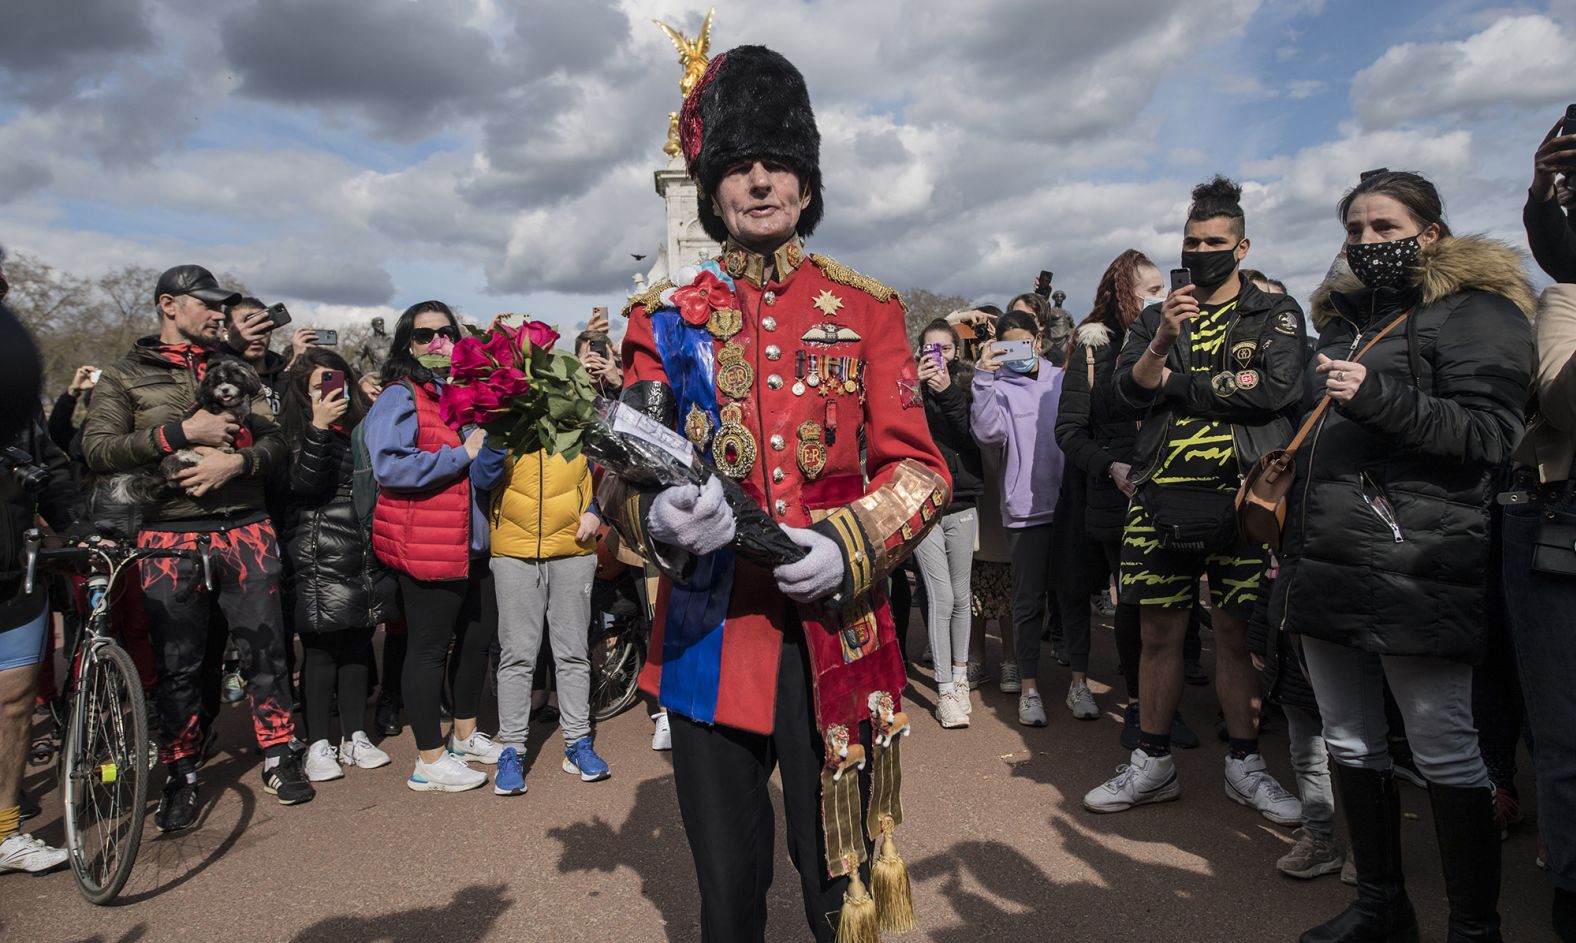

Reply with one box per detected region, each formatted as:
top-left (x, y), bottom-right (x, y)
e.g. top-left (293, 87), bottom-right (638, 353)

top-left (676, 45), bottom-right (823, 244)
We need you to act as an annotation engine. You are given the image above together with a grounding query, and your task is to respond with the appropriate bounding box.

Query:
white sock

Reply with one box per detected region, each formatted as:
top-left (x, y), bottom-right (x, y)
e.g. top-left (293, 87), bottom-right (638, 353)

top-left (938, 680), bottom-right (956, 697)
top-left (263, 754), bottom-right (280, 771)
top-left (952, 665), bottom-right (968, 684)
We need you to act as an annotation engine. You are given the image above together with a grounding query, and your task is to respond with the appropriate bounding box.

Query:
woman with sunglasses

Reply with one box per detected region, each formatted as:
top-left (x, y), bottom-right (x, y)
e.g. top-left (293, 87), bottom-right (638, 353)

top-left (363, 300), bottom-right (500, 793)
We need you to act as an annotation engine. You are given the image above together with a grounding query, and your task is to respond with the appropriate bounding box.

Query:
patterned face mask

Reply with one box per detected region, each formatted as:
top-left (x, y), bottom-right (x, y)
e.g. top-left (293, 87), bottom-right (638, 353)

top-left (1345, 236), bottom-right (1421, 291)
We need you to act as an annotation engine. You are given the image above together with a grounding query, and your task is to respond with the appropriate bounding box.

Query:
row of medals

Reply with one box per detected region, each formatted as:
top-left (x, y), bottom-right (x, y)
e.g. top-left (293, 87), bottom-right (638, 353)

top-left (685, 297), bottom-right (856, 486)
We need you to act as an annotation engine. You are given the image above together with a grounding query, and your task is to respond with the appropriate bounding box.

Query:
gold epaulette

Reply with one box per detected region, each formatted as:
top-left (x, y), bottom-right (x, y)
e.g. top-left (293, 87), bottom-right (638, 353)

top-left (810, 254), bottom-right (901, 305)
top-left (621, 279), bottom-right (675, 319)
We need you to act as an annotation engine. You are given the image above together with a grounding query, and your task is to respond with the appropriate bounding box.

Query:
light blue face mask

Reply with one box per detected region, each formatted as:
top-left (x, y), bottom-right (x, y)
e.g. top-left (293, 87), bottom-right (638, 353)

top-left (1004, 355), bottom-right (1038, 374)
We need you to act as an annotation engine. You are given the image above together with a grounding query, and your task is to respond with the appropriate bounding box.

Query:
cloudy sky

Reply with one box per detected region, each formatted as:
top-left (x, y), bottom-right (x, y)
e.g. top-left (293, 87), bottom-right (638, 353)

top-left (1, 0), bottom-right (1571, 341)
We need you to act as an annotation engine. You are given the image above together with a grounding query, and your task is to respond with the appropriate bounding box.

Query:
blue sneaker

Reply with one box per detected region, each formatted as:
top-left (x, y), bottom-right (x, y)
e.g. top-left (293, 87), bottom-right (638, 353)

top-left (562, 736), bottom-right (611, 783)
top-left (494, 747), bottom-right (526, 796)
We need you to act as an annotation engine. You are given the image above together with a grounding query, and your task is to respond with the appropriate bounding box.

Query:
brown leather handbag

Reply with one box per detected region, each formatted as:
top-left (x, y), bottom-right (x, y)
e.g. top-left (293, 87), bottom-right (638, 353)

top-left (1236, 312), bottom-right (1410, 550)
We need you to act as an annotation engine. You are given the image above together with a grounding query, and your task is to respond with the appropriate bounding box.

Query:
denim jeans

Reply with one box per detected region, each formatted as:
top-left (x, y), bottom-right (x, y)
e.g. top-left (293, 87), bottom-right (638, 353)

top-left (1502, 501), bottom-right (1576, 890)
top-left (1301, 636), bottom-right (1489, 789)
top-left (1282, 703), bottom-right (1335, 837)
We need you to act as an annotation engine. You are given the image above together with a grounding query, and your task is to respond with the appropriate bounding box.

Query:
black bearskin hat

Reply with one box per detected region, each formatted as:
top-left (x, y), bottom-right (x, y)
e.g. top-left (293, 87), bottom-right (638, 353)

top-left (679, 45), bottom-right (822, 244)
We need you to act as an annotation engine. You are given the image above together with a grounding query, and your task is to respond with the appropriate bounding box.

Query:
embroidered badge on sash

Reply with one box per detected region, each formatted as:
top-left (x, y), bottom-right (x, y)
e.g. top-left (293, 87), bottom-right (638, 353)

top-left (838, 606), bottom-right (880, 664)
top-left (712, 403), bottom-right (757, 478)
top-left (796, 421), bottom-right (827, 480)
top-left (716, 343), bottom-right (754, 400)
top-left (684, 404), bottom-right (715, 446)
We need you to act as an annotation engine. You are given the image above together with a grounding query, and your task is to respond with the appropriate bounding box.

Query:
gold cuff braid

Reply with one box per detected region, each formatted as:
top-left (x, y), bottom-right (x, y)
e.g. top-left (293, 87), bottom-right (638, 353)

top-left (846, 460), bottom-right (950, 588)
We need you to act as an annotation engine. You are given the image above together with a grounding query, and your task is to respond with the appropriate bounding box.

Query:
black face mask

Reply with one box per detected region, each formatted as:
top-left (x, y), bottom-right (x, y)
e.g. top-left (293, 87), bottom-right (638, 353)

top-left (1345, 236), bottom-right (1421, 292)
top-left (1180, 243), bottom-right (1241, 290)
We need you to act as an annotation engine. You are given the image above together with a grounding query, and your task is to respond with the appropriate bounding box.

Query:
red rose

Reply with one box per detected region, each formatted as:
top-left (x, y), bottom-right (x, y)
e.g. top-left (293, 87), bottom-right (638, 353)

top-left (470, 382), bottom-right (505, 419)
top-left (489, 366), bottom-right (530, 399)
top-left (669, 271), bottom-right (732, 326)
top-left (439, 383), bottom-right (478, 429)
top-left (483, 329), bottom-right (517, 368)
top-left (449, 337), bottom-right (492, 381)
top-left (522, 320), bottom-right (559, 352)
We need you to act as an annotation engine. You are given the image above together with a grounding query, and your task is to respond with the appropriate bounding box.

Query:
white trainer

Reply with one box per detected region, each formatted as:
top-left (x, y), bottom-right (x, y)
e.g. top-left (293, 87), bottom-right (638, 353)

top-left (0, 832), bottom-right (68, 874)
top-left (408, 753), bottom-right (487, 793)
top-left (340, 731), bottom-right (392, 770)
top-left (1225, 753), bottom-right (1303, 826)
top-left (1066, 680), bottom-right (1099, 720)
top-left (448, 729), bottom-right (503, 765)
top-left (998, 662), bottom-right (1022, 694)
top-left (651, 712), bottom-right (672, 752)
top-left (935, 689), bottom-right (970, 729)
top-left (1017, 689), bottom-right (1047, 727)
top-left (1083, 748), bottom-right (1182, 813)
top-left (302, 739), bottom-right (344, 782)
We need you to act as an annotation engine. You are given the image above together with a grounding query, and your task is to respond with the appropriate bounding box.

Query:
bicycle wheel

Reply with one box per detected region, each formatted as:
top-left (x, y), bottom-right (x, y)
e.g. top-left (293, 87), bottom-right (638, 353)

top-left (589, 628), bottom-right (645, 723)
top-left (61, 641), bottom-right (150, 905)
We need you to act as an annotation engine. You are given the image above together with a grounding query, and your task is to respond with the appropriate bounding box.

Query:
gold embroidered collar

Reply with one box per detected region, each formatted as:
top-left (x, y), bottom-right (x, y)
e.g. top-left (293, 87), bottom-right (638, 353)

top-left (720, 238), bottom-right (806, 288)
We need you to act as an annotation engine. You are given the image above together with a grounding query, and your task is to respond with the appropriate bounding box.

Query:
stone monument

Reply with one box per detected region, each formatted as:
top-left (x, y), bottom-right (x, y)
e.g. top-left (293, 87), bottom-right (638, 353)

top-left (639, 10), bottom-right (722, 291)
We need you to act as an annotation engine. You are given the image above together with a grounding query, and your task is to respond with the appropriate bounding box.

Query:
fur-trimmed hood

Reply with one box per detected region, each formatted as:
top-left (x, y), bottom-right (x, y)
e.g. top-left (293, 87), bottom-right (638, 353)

top-left (1075, 320), bottom-right (1115, 348)
top-left (1309, 234), bottom-right (1535, 330)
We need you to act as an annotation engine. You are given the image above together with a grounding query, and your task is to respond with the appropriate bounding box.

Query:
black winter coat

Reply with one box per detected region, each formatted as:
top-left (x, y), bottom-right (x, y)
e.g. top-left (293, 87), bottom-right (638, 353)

top-left (1056, 320), bottom-right (1137, 543)
top-left (1271, 236), bottom-right (1535, 664)
top-left (281, 424), bottom-right (393, 634)
top-left (921, 365), bottom-right (982, 512)
top-left (1, 417), bottom-right (81, 627)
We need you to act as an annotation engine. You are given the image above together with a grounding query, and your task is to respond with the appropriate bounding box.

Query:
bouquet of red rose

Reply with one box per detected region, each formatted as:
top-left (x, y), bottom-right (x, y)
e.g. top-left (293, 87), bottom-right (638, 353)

top-left (438, 316), bottom-right (805, 567)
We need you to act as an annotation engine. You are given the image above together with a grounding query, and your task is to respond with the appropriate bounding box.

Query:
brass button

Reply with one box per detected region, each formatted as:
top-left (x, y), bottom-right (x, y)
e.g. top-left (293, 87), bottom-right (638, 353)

top-left (772, 467), bottom-right (785, 483)
top-left (770, 434), bottom-right (785, 451)
top-left (764, 292), bottom-right (777, 306)
top-left (774, 499), bottom-right (787, 515)
top-left (765, 344), bottom-right (782, 360)
top-left (767, 374), bottom-right (784, 390)
top-left (762, 316), bottom-right (777, 332)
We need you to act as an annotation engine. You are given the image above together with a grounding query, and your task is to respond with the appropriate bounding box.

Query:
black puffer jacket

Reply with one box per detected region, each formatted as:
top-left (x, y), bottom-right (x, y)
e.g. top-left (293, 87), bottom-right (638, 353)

top-left (281, 424), bottom-right (393, 634)
top-left (921, 363), bottom-right (982, 512)
top-left (1272, 236), bottom-right (1535, 663)
top-left (1056, 319), bottom-right (1137, 542)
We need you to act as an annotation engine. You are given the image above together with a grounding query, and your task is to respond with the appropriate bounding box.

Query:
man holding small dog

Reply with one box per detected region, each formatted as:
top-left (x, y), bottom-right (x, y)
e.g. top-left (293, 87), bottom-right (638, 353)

top-left (80, 264), bottom-right (314, 832)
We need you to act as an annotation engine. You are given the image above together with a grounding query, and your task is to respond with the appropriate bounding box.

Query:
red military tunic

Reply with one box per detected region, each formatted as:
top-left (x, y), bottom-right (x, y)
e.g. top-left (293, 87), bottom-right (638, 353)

top-left (617, 239), bottom-right (950, 739)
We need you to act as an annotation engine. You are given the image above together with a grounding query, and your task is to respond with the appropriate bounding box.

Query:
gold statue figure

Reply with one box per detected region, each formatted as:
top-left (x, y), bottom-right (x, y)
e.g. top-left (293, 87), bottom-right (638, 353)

top-left (654, 8), bottom-right (714, 157)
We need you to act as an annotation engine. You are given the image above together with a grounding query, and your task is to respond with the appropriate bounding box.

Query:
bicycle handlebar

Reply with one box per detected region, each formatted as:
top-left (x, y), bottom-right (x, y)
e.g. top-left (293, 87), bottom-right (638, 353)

top-left (22, 529), bottom-right (209, 595)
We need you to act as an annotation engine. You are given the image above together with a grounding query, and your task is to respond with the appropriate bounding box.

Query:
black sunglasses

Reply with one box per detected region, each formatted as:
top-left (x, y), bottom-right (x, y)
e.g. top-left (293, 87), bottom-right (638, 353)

top-left (410, 326), bottom-right (459, 344)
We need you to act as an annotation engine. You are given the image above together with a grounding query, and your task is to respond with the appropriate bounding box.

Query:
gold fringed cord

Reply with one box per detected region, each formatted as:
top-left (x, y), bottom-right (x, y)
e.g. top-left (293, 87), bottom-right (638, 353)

top-left (836, 866), bottom-right (880, 943)
top-left (871, 815), bottom-right (915, 933)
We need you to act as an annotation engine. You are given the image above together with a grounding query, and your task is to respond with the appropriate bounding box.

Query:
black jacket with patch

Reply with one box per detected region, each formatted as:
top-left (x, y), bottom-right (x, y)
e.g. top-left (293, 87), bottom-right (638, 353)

top-left (1056, 319), bottom-right (1138, 542)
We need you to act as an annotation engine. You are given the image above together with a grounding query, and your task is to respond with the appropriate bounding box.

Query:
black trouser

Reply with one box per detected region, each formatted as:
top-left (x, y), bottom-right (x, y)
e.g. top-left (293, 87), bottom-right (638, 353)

top-left (1008, 524), bottom-right (1092, 680)
top-left (669, 619), bottom-right (873, 943)
top-left (137, 519), bottom-right (295, 766)
top-left (397, 568), bottom-right (496, 752)
top-left (300, 626), bottom-right (375, 744)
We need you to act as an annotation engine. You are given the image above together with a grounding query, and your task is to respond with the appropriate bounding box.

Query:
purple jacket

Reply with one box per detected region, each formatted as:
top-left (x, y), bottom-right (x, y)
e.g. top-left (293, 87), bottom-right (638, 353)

top-left (971, 365), bottom-right (1066, 529)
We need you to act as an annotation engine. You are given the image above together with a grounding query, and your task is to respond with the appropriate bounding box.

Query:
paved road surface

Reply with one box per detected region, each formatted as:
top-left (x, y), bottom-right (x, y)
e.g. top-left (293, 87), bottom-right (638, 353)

top-left (1, 623), bottom-right (1548, 942)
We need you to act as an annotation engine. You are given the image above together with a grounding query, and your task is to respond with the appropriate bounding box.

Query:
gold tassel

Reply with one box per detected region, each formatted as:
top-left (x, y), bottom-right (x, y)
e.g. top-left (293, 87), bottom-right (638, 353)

top-left (871, 815), bottom-right (915, 933)
top-left (836, 866), bottom-right (881, 943)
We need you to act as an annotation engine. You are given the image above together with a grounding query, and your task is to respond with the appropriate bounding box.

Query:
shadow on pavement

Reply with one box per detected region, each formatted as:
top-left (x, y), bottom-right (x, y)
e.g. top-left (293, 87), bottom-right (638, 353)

top-left (290, 883), bottom-right (513, 943)
top-left (116, 747), bottom-right (259, 904)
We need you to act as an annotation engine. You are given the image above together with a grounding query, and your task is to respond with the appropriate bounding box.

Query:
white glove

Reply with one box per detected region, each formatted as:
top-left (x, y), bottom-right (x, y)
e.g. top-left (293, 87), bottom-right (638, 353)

top-left (772, 525), bottom-right (845, 604)
top-left (647, 476), bottom-right (735, 556)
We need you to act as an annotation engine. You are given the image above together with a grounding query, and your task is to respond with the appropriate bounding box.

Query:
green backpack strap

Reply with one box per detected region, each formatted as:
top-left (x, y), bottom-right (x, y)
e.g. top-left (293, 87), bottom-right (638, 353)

top-left (351, 422), bottom-right (377, 535)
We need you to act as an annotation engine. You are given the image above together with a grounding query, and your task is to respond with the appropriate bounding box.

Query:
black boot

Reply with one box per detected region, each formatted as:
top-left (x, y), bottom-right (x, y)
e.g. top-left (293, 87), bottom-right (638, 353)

top-left (1301, 766), bottom-right (1419, 943)
top-left (1428, 782), bottom-right (1503, 942)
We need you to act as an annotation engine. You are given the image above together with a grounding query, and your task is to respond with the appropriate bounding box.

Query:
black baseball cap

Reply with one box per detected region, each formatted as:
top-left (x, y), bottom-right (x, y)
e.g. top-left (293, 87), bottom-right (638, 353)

top-left (154, 264), bottom-right (241, 308)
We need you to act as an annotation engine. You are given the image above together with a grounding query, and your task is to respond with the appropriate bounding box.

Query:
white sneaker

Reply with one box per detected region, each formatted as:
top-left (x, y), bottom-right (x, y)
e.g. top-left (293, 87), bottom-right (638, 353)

top-left (0, 832), bottom-right (68, 874)
top-left (408, 753), bottom-right (487, 793)
top-left (998, 662), bottom-right (1022, 694)
top-left (1224, 753), bottom-right (1303, 826)
top-left (935, 689), bottom-right (970, 729)
top-left (340, 731), bottom-right (392, 770)
top-left (650, 712), bottom-right (672, 752)
top-left (1018, 689), bottom-right (1047, 727)
top-left (448, 729), bottom-right (503, 764)
top-left (1083, 748), bottom-right (1182, 813)
top-left (1066, 681), bottom-right (1099, 720)
top-left (302, 739), bottom-right (343, 782)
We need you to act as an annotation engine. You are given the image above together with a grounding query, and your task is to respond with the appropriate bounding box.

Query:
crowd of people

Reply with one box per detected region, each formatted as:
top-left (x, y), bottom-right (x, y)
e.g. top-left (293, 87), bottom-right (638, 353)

top-left (0, 43), bottom-right (1574, 943)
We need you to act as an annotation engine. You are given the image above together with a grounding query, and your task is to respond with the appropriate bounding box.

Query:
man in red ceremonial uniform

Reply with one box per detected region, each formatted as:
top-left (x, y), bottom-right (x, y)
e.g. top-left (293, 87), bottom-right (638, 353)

top-left (609, 46), bottom-right (949, 943)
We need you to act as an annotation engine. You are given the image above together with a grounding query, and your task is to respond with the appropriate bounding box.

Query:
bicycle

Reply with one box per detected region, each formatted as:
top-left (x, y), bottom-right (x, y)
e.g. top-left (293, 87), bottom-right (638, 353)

top-left (22, 528), bottom-right (207, 905)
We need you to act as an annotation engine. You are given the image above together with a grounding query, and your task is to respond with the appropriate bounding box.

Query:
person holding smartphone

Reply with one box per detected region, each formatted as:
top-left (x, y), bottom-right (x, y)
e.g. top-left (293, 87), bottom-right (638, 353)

top-left (276, 349), bottom-right (394, 783)
top-left (575, 329), bottom-right (623, 397)
top-left (1084, 177), bottom-right (1305, 828)
top-left (222, 297), bottom-right (291, 413)
top-left (1527, 111), bottom-right (1576, 285)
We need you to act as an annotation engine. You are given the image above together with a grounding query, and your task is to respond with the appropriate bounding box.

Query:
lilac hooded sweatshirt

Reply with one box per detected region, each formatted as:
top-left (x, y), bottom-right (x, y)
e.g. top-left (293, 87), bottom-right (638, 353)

top-left (971, 364), bottom-right (1066, 529)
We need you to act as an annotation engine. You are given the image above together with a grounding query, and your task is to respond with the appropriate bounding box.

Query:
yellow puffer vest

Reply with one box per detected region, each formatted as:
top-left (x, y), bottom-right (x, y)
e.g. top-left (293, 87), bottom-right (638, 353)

top-left (488, 450), bottom-right (595, 560)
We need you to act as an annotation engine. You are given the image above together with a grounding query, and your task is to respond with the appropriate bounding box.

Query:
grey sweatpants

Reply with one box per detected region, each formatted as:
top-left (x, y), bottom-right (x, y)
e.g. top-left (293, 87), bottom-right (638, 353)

top-left (491, 554), bottom-right (598, 748)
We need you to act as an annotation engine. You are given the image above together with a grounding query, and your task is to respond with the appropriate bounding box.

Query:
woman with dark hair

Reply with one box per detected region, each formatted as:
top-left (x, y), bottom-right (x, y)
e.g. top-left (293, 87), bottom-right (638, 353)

top-left (1055, 250), bottom-right (1161, 735)
top-left (362, 300), bottom-right (499, 793)
top-left (277, 348), bottom-right (395, 782)
top-left (1279, 171), bottom-right (1533, 943)
top-left (912, 319), bottom-right (983, 728)
top-left (1009, 291), bottom-right (1074, 367)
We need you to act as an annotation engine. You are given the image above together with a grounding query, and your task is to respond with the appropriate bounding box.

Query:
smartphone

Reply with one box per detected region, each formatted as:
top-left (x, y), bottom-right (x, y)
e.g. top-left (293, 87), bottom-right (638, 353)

top-left (992, 338), bottom-right (1034, 363)
top-left (589, 339), bottom-right (610, 359)
top-left (264, 302), bottom-right (292, 329)
top-left (1170, 267), bottom-right (1192, 293)
top-left (923, 342), bottom-right (944, 370)
top-left (591, 305), bottom-right (609, 322)
top-left (315, 328), bottom-right (338, 346)
top-left (88, 369), bottom-right (102, 385)
top-left (318, 369), bottom-right (345, 402)
top-left (1564, 103), bottom-right (1576, 138)
top-left (1035, 270), bottom-right (1054, 299)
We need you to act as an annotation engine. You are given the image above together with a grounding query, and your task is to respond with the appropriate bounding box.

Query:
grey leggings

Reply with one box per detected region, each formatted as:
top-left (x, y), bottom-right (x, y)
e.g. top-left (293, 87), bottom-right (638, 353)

top-left (912, 509), bottom-right (976, 684)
